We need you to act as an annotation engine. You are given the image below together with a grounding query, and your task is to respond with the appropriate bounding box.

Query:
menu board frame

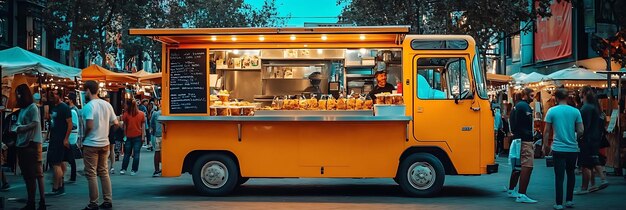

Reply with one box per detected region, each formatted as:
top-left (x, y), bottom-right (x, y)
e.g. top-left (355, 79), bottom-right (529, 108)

top-left (165, 47), bottom-right (210, 116)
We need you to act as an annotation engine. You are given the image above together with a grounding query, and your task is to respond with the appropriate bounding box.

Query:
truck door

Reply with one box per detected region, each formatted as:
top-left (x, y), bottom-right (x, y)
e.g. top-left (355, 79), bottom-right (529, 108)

top-left (408, 54), bottom-right (481, 174)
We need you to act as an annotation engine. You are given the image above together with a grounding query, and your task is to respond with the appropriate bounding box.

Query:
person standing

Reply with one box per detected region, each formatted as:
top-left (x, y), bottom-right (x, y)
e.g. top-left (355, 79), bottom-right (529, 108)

top-left (66, 92), bottom-right (81, 182)
top-left (543, 88), bottom-right (584, 210)
top-left (14, 84), bottom-right (46, 210)
top-left (46, 89), bottom-right (72, 196)
top-left (138, 99), bottom-right (151, 150)
top-left (494, 105), bottom-right (502, 157)
top-left (81, 80), bottom-right (119, 210)
top-left (575, 86), bottom-right (609, 195)
top-left (120, 100), bottom-right (145, 176)
top-left (150, 103), bottom-right (162, 177)
top-left (507, 88), bottom-right (538, 203)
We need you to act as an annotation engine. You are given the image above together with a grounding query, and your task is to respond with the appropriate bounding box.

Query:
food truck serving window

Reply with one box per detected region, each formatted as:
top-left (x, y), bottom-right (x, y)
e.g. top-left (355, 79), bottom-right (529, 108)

top-left (410, 40), bottom-right (468, 50)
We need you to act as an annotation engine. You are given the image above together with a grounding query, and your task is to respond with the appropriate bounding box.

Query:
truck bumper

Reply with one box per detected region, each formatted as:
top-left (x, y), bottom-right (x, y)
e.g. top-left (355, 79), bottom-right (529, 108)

top-left (487, 164), bottom-right (499, 174)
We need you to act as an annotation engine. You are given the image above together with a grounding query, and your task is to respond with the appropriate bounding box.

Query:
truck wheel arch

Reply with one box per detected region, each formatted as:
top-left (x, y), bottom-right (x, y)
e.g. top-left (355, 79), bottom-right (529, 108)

top-left (398, 147), bottom-right (458, 176)
top-left (183, 150), bottom-right (240, 175)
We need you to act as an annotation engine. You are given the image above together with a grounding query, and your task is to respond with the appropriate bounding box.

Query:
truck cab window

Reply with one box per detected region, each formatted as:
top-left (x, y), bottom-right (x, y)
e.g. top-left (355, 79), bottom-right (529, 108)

top-left (416, 57), bottom-right (469, 100)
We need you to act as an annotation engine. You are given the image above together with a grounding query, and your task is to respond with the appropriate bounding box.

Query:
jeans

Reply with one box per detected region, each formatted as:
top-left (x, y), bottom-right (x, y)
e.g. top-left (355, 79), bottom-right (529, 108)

top-left (83, 145), bottom-right (112, 204)
top-left (122, 137), bottom-right (142, 172)
top-left (553, 151), bottom-right (578, 205)
top-left (67, 145), bottom-right (77, 181)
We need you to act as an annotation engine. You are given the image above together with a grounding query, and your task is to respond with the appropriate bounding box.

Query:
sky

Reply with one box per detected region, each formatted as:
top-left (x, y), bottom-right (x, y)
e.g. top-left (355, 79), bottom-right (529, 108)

top-left (245, 0), bottom-right (345, 26)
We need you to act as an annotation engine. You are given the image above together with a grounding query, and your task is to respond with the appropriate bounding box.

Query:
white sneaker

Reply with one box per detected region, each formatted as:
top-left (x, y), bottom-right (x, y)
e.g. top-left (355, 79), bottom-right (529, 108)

top-left (553, 204), bottom-right (564, 210)
top-left (110, 168), bottom-right (115, 174)
top-left (516, 194), bottom-right (538, 203)
top-left (574, 189), bottom-right (589, 195)
top-left (507, 190), bottom-right (520, 198)
top-left (130, 171), bottom-right (137, 176)
top-left (565, 201), bottom-right (574, 208)
top-left (120, 169), bottom-right (126, 175)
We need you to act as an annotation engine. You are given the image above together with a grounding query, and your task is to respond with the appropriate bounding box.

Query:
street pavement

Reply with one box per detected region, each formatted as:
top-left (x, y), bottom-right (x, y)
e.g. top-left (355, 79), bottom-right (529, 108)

top-left (1, 148), bottom-right (625, 210)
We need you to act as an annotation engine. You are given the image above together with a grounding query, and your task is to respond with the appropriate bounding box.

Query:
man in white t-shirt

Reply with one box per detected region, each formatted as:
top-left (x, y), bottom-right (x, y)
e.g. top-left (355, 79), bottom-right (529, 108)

top-left (80, 80), bottom-right (119, 210)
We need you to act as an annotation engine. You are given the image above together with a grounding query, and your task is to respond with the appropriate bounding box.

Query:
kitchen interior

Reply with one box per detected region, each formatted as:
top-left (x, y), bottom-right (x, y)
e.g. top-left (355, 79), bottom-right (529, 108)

top-left (210, 48), bottom-right (402, 106)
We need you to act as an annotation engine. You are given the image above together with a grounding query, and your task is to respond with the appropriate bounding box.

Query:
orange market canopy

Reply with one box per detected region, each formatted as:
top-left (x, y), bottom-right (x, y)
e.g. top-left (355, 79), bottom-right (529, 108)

top-left (132, 70), bottom-right (162, 84)
top-left (81, 64), bottom-right (136, 82)
top-left (486, 73), bottom-right (512, 83)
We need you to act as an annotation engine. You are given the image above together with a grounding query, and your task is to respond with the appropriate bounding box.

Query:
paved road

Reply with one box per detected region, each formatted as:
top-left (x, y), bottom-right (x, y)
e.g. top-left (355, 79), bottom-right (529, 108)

top-left (2, 148), bottom-right (625, 210)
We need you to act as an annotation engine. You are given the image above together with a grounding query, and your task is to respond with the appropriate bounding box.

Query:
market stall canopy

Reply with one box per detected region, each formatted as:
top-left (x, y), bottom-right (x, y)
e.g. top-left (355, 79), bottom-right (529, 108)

top-left (516, 72), bottom-right (545, 84)
top-left (543, 66), bottom-right (606, 81)
top-left (81, 64), bottom-right (136, 82)
top-left (510, 72), bottom-right (527, 81)
top-left (0, 47), bottom-right (81, 78)
top-left (129, 26), bottom-right (410, 46)
top-left (132, 70), bottom-right (162, 83)
top-left (486, 73), bottom-right (512, 83)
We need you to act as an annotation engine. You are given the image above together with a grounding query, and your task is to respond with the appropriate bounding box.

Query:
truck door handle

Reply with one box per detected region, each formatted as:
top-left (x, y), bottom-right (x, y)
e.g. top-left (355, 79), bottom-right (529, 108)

top-left (471, 107), bottom-right (480, 111)
top-left (237, 123), bottom-right (242, 142)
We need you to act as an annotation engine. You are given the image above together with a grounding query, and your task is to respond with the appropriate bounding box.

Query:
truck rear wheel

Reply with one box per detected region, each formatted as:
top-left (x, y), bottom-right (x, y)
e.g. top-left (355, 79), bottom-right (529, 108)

top-left (192, 153), bottom-right (238, 196)
top-left (397, 153), bottom-right (445, 197)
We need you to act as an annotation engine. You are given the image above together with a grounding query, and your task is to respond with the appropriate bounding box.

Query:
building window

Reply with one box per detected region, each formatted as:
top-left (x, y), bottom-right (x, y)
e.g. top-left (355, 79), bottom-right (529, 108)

top-left (0, 0), bottom-right (8, 46)
top-left (511, 35), bottom-right (521, 62)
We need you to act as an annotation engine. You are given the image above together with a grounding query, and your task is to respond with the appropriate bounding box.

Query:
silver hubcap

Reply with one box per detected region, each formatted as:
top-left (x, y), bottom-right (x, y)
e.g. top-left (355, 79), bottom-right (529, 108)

top-left (201, 161), bottom-right (228, 189)
top-left (407, 162), bottom-right (435, 190)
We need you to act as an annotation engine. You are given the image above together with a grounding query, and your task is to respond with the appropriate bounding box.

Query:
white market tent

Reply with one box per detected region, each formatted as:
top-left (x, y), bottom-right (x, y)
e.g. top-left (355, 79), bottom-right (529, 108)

top-left (517, 72), bottom-right (546, 84)
top-left (511, 72), bottom-right (527, 81)
top-left (543, 66), bottom-right (606, 81)
top-left (0, 47), bottom-right (81, 79)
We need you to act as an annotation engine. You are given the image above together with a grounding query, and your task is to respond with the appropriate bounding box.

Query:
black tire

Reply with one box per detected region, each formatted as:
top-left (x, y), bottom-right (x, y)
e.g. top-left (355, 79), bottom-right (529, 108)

top-left (237, 177), bottom-right (250, 186)
top-left (396, 153), bottom-right (445, 197)
top-left (192, 153), bottom-right (239, 196)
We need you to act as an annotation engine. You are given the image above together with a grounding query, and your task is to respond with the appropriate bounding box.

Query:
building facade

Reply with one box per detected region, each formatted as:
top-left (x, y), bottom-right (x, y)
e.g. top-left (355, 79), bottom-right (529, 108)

top-left (499, 0), bottom-right (623, 76)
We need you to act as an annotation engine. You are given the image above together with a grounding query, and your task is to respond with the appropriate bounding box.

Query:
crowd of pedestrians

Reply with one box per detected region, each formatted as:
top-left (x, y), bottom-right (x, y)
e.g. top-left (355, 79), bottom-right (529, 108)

top-left (500, 86), bottom-right (611, 210)
top-left (1, 80), bottom-right (162, 210)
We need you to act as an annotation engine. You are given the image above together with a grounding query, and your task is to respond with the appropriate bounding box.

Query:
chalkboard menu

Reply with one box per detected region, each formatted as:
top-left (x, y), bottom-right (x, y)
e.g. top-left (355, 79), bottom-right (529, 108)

top-left (169, 49), bottom-right (208, 114)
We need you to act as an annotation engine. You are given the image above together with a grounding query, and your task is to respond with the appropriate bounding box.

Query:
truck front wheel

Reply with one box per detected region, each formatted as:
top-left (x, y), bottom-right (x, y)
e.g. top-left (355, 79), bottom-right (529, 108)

top-left (397, 153), bottom-right (445, 197)
top-left (192, 153), bottom-right (239, 196)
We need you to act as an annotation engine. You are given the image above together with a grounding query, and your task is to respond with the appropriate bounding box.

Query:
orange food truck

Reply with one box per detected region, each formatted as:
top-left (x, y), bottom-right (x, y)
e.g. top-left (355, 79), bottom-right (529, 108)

top-left (130, 26), bottom-right (498, 197)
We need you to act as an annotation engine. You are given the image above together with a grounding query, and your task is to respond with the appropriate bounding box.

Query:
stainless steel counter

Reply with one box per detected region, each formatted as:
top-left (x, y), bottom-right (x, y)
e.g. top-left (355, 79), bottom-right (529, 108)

top-left (159, 115), bottom-right (411, 122)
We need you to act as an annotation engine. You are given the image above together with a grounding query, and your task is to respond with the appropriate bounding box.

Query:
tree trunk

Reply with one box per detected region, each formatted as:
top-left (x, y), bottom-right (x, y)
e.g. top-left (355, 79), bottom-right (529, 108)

top-left (68, 0), bottom-right (82, 67)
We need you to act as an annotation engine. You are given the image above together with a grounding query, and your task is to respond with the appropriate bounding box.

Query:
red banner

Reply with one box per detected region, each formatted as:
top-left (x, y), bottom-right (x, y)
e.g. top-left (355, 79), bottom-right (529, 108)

top-left (534, 1), bottom-right (572, 62)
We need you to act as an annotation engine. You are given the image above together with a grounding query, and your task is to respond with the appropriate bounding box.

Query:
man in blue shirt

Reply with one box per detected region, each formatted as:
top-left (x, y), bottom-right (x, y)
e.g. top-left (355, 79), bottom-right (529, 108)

top-left (544, 88), bottom-right (583, 209)
top-left (150, 103), bottom-right (163, 177)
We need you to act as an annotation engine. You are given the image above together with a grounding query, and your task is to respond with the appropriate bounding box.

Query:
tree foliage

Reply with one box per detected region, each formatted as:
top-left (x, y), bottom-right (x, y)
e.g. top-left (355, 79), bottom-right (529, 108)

top-left (44, 0), bottom-right (284, 71)
top-left (339, 0), bottom-right (555, 71)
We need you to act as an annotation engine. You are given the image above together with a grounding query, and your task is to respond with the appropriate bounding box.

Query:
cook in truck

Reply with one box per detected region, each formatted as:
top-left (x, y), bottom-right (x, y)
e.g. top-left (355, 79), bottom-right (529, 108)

top-left (368, 70), bottom-right (395, 101)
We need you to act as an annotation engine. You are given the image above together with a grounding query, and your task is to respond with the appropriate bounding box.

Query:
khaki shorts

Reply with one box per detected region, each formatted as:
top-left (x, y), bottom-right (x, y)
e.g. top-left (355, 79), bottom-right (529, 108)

top-left (153, 137), bottom-right (162, 152)
top-left (17, 142), bottom-right (43, 179)
top-left (520, 141), bottom-right (535, 168)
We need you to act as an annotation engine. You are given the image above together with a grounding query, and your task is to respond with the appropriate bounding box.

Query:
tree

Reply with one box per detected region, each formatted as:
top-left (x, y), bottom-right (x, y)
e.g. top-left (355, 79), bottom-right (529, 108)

top-left (44, 0), bottom-right (120, 68)
top-left (338, 0), bottom-right (554, 72)
top-left (45, 0), bottom-right (284, 71)
top-left (338, 0), bottom-right (441, 33)
top-left (587, 0), bottom-right (626, 68)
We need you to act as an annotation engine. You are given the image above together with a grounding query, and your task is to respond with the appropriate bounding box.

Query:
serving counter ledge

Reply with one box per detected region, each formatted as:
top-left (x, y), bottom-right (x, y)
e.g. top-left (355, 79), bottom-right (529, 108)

top-left (158, 115), bottom-right (411, 122)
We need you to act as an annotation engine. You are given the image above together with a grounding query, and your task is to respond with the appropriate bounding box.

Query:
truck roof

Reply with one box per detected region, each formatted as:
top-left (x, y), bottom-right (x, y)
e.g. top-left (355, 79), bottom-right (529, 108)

top-left (129, 26), bottom-right (476, 49)
top-left (129, 26), bottom-right (410, 45)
